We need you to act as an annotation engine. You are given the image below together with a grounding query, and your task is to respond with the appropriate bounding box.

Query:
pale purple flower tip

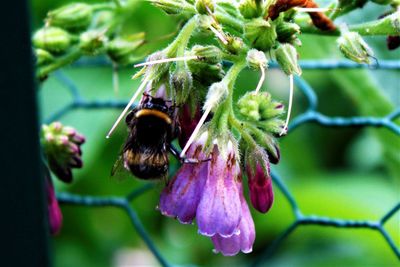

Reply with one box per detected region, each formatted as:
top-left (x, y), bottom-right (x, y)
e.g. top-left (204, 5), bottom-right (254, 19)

top-left (197, 145), bottom-right (241, 237)
top-left (159, 133), bottom-right (208, 224)
top-left (68, 143), bottom-right (82, 155)
top-left (211, 181), bottom-right (255, 256)
top-left (72, 133), bottom-right (85, 145)
top-left (247, 163), bottom-right (274, 214)
top-left (45, 171), bottom-right (62, 235)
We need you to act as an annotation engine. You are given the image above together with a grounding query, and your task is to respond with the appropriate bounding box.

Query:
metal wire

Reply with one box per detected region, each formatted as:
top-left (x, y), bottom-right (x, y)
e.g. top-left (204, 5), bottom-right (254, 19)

top-left (46, 58), bottom-right (400, 267)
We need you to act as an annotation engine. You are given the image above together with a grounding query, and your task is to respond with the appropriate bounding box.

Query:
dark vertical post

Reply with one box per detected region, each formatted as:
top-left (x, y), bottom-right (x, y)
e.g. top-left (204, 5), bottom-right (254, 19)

top-left (0, 0), bottom-right (50, 266)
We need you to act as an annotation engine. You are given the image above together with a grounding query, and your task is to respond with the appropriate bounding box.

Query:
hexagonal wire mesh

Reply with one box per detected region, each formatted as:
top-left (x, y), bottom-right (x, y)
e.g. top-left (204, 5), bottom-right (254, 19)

top-left (46, 59), bottom-right (400, 267)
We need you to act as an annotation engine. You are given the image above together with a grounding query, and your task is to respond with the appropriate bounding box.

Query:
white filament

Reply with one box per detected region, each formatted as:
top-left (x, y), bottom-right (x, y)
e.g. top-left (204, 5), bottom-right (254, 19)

top-left (210, 26), bottom-right (228, 45)
top-left (106, 78), bottom-right (149, 138)
top-left (180, 105), bottom-right (213, 158)
top-left (254, 65), bottom-right (266, 94)
top-left (280, 74), bottom-right (294, 136)
top-left (134, 55), bottom-right (199, 68)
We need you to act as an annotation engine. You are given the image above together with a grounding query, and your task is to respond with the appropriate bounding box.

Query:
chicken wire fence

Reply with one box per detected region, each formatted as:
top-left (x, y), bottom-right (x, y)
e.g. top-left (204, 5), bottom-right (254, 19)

top-left (45, 58), bottom-right (400, 267)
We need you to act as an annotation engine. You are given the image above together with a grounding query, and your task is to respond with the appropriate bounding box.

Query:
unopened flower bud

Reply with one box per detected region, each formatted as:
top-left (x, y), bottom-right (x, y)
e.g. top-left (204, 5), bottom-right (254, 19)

top-left (149, 0), bottom-right (191, 15)
top-left (143, 51), bottom-right (171, 83)
top-left (244, 18), bottom-right (277, 51)
top-left (187, 46), bottom-right (224, 84)
top-left (195, 0), bottom-right (215, 14)
top-left (35, 49), bottom-right (54, 65)
top-left (107, 33), bottom-right (145, 65)
top-left (46, 3), bottom-right (93, 32)
top-left (190, 45), bottom-right (222, 64)
top-left (79, 30), bottom-right (107, 55)
top-left (337, 28), bottom-right (374, 64)
top-left (274, 44), bottom-right (302, 75)
top-left (170, 67), bottom-right (193, 104)
top-left (239, 0), bottom-right (263, 19)
top-left (204, 81), bottom-right (228, 111)
top-left (33, 27), bottom-right (71, 54)
top-left (196, 14), bottom-right (214, 34)
top-left (246, 49), bottom-right (268, 69)
top-left (41, 122), bottom-right (85, 183)
top-left (238, 92), bottom-right (284, 121)
top-left (244, 147), bottom-right (274, 213)
top-left (276, 20), bottom-right (301, 43)
top-left (92, 11), bottom-right (114, 28)
top-left (225, 35), bottom-right (244, 54)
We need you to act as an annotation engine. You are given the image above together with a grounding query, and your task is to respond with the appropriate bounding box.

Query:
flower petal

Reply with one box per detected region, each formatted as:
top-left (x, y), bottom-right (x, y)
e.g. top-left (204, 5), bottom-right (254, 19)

top-left (197, 146), bottom-right (241, 237)
top-left (159, 136), bottom-right (209, 224)
top-left (159, 161), bottom-right (208, 224)
top-left (211, 182), bottom-right (255, 256)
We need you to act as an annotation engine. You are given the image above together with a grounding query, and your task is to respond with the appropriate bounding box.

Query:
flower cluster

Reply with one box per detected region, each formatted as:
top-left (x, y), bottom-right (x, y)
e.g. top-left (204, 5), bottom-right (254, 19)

top-left (35, 0), bottom-right (400, 256)
top-left (160, 132), bottom-right (256, 255)
top-left (41, 122), bottom-right (85, 183)
top-left (41, 122), bottom-right (85, 235)
top-left (32, 2), bottom-right (146, 80)
top-left (100, 0), bottom-right (399, 255)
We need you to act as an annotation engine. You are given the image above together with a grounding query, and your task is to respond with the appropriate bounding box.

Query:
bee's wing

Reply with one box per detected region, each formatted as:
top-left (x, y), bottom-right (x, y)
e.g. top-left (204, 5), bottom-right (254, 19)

top-left (110, 154), bottom-right (132, 182)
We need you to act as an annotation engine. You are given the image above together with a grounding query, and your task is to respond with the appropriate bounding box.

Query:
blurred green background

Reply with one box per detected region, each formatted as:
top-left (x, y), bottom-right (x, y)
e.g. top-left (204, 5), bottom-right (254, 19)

top-left (31, 0), bottom-right (399, 266)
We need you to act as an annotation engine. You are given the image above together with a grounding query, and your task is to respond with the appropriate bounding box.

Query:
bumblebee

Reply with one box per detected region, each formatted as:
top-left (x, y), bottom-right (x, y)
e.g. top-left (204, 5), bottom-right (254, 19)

top-left (113, 92), bottom-right (180, 180)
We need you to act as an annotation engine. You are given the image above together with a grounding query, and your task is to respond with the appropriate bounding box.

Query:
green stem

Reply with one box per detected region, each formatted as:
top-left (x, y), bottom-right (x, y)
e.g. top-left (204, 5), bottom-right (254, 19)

top-left (212, 59), bottom-right (246, 132)
top-left (349, 12), bottom-right (400, 35)
top-left (36, 48), bottom-right (82, 79)
top-left (299, 12), bottom-right (400, 36)
top-left (223, 59), bottom-right (246, 93)
top-left (228, 114), bottom-right (257, 149)
top-left (166, 16), bottom-right (198, 57)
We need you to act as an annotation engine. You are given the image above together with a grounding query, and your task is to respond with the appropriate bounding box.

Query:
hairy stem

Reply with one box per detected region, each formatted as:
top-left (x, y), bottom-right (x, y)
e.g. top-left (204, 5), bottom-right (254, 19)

top-left (37, 48), bottom-right (82, 79)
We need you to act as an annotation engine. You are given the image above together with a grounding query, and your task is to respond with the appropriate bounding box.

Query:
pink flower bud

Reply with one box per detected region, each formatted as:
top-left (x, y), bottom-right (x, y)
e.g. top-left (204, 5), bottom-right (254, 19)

top-left (246, 163), bottom-right (274, 213)
top-left (71, 133), bottom-right (85, 145)
top-left (45, 170), bottom-right (62, 235)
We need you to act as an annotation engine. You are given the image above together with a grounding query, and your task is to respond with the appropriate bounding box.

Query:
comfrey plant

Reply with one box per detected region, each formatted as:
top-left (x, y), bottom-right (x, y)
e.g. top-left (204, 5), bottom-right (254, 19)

top-left (33, 0), bottom-right (400, 256)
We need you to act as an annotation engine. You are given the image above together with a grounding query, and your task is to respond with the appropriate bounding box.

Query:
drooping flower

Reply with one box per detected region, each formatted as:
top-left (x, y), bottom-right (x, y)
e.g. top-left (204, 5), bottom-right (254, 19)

top-left (211, 179), bottom-right (255, 256)
top-left (41, 122), bottom-right (85, 183)
top-left (196, 142), bottom-right (242, 237)
top-left (44, 167), bottom-right (63, 235)
top-left (159, 131), bottom-right (209, 224)
top-left (160, 132), bottom-right (256, 255)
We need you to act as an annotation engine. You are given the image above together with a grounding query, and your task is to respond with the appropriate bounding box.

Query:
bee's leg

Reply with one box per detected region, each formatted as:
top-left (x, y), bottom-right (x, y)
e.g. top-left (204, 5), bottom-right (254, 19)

top-left (169, 144), bottom-right (190, 163)
top-left (169, 144), bottom-right (210, 164)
